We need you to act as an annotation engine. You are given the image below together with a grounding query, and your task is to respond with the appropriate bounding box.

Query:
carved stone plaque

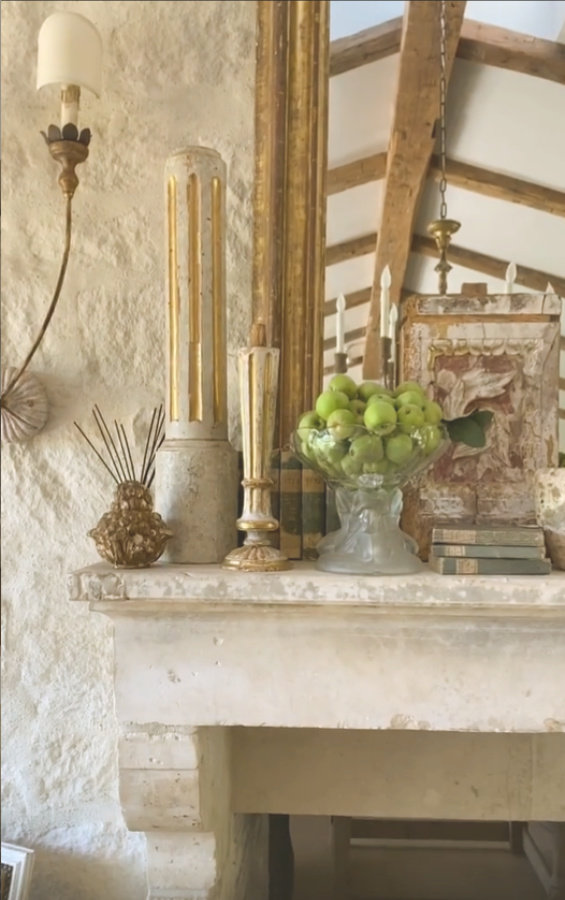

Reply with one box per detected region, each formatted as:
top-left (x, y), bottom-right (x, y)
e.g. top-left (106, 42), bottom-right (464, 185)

top-left (400, 291), bottom-right (561, 559)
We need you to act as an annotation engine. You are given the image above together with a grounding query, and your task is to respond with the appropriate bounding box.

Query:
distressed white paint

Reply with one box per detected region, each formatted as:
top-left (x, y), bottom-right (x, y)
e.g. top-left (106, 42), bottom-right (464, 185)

top-left (0, 2), bottom-right (256, 898)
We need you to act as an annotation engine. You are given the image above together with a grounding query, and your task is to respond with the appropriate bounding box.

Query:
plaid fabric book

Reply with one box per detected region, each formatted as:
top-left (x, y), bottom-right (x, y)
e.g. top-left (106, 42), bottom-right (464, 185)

top-left (269, 450), bottom-right (281, 550)
top-left (325, 485), bottom-right (340, 536)
top-left (301, 467), bottom-right (325, 560)
top-left (236, 451), bottom-right (245, 547)
top-left (278, 449), bottom-right (302, 560)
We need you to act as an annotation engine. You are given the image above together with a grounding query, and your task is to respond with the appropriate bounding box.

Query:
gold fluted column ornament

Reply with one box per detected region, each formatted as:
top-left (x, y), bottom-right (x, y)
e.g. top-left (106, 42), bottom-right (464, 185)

top-left (155, 147), bottom-right (238, 564)
top-left (223, 324), bottom-right (291, 572)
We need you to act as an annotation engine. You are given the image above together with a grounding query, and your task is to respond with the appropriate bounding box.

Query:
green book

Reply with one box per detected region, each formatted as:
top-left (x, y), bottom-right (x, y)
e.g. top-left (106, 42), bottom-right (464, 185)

top-left (432, 523), bottom-right (544, 548)
top-left (431, 543), bottom-right (546, 560)
top-left (279, 450), bottom-right (303, 560)
top-left (236, 451), bottom-right (245, 547)
top-left (302, 467), bottom-right (325, 560)
top-left (429, 555), bottom-right (552, 576)
top-left (269, 450), bottom-right (281, 550)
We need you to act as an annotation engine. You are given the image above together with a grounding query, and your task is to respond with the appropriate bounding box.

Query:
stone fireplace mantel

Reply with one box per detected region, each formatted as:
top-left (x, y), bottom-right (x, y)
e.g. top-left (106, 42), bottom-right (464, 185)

top-left (70, 562), bottom-right (565, 899)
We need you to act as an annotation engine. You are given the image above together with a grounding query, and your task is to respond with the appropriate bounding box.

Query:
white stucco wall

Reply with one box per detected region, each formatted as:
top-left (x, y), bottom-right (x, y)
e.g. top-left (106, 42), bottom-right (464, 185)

top-left (0, 2), bottom-right (256, 897)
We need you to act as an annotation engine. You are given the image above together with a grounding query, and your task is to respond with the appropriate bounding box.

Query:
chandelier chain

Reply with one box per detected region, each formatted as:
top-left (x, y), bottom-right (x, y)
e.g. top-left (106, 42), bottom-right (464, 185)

top-left (439, 0), bottom-right (448, 220)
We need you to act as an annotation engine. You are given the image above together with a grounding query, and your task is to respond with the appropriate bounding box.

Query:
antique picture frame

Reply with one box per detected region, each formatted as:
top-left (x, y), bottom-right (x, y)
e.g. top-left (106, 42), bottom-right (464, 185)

top-left (1, 844), bottom-right (35, 900)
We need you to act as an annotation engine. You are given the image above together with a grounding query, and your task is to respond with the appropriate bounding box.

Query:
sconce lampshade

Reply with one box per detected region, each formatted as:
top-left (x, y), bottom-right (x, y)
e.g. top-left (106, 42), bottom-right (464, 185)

top-left (37, 12), bottom-right (102, 96)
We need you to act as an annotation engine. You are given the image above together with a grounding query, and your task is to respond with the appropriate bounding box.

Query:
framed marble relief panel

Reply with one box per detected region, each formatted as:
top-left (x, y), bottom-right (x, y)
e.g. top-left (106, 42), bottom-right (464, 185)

top-left (400, 290), bottom-right (561, 558)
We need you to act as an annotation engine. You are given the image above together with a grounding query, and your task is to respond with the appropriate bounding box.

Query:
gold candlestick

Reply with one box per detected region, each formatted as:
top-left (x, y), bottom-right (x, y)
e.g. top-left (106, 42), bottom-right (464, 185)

top-left (223, 324), bottom-right (291, 572)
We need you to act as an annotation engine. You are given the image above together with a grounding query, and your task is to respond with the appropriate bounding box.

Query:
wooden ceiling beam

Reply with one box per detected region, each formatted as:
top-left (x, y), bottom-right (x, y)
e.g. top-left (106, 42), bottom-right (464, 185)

top-left (430, 157), bottom-right (565, 217)
top-left (362, 0), bottom-right (467, 379)
top-left (325, 232), bottom-right (376, 267)
top-left (327, 151), bottom-right (565, 217)
top-left (458, 20), bottom-right (565, 84)
top-left (324, 325), bottom-right (366, 353)
top-left (329, 17), bottom-right (402, 77)
top-left (327, 151), bottom-right (387, 195)
top-left (330, 17), bottom-right (565, 84)
top-left (324, 287), bottom-right (371, 317)
top-left (325, 229), bottom-right (565, 298)
top-left (412, 234), bottom-right (565, 296)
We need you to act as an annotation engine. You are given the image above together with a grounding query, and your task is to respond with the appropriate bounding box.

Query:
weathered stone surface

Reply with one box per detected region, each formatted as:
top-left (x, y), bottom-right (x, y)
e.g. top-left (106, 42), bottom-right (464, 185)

top-left (68, 561), bottom-right (564, 893)
top-left (0, 2), bottom-right (255, 898)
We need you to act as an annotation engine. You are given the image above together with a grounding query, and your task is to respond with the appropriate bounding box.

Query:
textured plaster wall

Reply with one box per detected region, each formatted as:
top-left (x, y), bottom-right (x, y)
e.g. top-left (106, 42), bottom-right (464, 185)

top-left (0, 1), bottom-right (256, 897)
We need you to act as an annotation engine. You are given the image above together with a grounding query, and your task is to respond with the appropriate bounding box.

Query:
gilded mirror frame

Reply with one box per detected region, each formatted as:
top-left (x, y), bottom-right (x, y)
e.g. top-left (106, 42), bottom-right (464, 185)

top-left (251, 0), bottom-right (330, 444)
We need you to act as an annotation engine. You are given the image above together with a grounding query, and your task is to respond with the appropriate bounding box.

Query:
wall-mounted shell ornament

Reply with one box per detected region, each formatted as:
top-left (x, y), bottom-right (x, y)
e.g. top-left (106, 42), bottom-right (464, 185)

top-left (1, 367), bottom-right (49, 443)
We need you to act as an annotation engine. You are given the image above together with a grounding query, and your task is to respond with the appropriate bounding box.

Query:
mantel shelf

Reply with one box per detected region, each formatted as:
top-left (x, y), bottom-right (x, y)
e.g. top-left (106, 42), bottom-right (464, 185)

top-left (70, 560), bottom-right (565, 616)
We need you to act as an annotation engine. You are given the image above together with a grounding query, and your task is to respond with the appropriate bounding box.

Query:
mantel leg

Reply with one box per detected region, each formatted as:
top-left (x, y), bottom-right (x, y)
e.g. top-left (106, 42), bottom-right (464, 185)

top-left (118, 725), bottom-right (269, 899)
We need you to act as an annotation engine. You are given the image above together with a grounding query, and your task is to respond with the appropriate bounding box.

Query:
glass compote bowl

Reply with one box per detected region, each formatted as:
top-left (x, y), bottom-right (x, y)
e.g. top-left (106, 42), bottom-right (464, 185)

top-left (291, 422), bottom-right (449, 575)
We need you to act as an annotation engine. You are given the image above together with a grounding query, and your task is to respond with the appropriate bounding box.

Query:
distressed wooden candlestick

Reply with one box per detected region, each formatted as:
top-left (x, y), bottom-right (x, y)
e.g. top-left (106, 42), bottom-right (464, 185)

top-left (380, 337), bottom-right (393, 390)
top-left (223, 324), bottom-right (291, 572)
top-left (334, 352), bottom-right (348, 374)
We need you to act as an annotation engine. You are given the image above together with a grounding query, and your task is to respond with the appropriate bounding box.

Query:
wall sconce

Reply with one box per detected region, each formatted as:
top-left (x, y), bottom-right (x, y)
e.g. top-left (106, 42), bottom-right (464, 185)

top-left (0, 12), bottom-right (102, 444)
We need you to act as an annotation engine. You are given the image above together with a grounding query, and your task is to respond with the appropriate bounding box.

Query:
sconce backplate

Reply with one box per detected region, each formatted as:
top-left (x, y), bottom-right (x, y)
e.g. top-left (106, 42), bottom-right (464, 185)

top-left (1, 367), bottom-right (49, 443)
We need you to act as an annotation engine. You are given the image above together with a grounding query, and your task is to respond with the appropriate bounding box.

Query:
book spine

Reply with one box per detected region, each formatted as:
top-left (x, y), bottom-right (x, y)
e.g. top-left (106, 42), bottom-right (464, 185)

top-left (278, 450), bottom-right (303, 560)
top-left (325, 485), bottom-right (341, 536)
top-left (431, 544), bottom-right (545, 560)
top-left (432, 527), bottom-right (545, 547)
top-left (236, 451), bottom-right (245, 547)
top-left (301, 467), bottom-right (325, 560)
top-left (429, 556), bottom-right (551, 575)
top-left (270, 450), bottom-right (281, 550)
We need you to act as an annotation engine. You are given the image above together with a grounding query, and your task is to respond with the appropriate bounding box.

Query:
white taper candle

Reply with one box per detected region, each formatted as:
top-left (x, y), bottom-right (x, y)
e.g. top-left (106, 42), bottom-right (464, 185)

top-left (505, 262), bottom-right (517, 294)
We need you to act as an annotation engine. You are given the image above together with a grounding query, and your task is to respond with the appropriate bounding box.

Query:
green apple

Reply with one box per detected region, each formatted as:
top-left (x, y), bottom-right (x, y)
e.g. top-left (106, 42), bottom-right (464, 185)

top-left (393, 380), bottom-right (426, 398)
top-left (328, 374), bottom-right (358, 400)
top-left (358, 381), bottom-right (392, 402)
top-left (395, 390), bottom-right (426, 410)
top-left (397, 403), bottom-right (425, 433)
top-left (349, 433), bottom-right (384, 463)
top-left (315, 390), bottom-right (350, 421)
top-left (385, 432), bottom-right (414, 465)
top-left (341, 454), bottom-right (363, 478)
top-left (423, 400), bottom-right (443, 425)
top-left (419, 424), bottom-right (443, 455)
top-left (297, 411), bottom-right (322, 431)
top-left (349, 399), bottom-right (367, 417)
top-left (364, 400), bottom-right (397, 435)
top-left (363, 459), bottom-right (390, 475)
top-left (315, 440), bottom-right (348, 476)
top-left (326, 408), bottom-right (357, 441)
top-left (366, 392), bottom-right (395, 407)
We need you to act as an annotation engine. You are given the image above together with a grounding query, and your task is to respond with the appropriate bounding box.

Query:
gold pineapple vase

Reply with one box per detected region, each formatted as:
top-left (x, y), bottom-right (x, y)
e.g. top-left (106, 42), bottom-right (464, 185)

top-left (223, 325), bottom-right (291, 572)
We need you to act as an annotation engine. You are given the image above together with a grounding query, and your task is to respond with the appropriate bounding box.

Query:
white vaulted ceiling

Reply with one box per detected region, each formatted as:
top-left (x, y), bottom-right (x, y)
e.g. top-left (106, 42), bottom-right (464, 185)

top-left (325, 1), bottom-right (565, 451)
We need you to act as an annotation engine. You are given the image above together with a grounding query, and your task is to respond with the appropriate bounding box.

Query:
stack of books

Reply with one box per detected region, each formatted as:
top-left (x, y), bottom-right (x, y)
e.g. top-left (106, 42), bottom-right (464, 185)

top-left (429, 523), bottom-right (551, 575)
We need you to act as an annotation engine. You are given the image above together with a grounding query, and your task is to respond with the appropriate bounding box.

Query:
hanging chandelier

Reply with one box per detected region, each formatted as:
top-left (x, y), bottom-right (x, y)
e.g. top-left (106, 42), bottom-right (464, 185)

top-left (427, 0), bottom-right (461, 295)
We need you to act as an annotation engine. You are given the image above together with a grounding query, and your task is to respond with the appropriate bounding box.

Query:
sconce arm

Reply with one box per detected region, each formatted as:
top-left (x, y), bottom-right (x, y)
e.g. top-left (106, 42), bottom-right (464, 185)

top-left (1, 196), bottom-right (73, 403)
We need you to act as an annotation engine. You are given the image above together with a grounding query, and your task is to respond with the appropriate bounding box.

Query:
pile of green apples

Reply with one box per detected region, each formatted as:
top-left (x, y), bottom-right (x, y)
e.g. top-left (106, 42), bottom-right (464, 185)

top-left (295, 375), bottom-right (446, 481)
